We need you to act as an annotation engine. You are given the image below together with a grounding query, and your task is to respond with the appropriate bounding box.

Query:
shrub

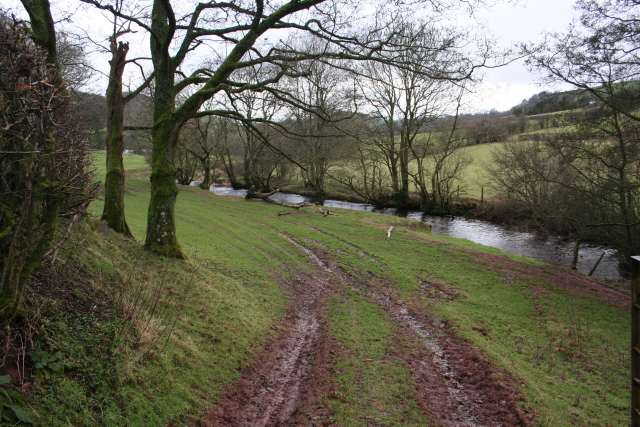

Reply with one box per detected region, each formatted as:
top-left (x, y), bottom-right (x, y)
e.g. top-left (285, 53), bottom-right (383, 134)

top-left (0, 14), bottom-right (96, 325)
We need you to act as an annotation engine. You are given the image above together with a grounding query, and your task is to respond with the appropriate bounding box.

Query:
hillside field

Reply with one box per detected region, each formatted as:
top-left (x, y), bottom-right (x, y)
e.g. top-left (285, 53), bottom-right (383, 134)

top-left (26, 152), bottom-right (630, 426)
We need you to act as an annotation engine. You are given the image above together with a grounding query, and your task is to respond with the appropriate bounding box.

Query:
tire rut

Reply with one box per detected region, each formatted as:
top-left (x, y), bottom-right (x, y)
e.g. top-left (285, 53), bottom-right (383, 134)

top-left (200, 235), bottom-right (335, 427)
top-left (303, 233), bottom-right (533, 426)
top-left (288, 233), bottom-right (502, 425)
top-left (201, 232), bottom-right (532, 426)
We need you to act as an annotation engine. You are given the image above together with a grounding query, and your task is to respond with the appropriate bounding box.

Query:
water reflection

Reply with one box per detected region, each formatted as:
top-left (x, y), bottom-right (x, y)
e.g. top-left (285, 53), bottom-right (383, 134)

top-left (208, 186), bottom-right (622, 280)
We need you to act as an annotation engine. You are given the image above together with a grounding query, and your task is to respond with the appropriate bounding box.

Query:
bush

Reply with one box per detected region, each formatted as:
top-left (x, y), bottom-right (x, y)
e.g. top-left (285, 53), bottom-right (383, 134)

top-left (0, 15), bottom-right (96, 325)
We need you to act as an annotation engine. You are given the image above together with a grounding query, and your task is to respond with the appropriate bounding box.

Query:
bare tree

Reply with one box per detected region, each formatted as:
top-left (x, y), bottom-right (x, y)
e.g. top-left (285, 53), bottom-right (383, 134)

top-left (326, 113), bottom-right (393, 204)
top-left (225, 69), bottom-right (284, 191)
top-left (410, 107), bottom-right (472, 213)
top-left (525, 0), bottom-right (640, 123)
top-left (76, 0), bottom-right (490, 258)
top-left (281, 54), bottom-right (356, 197)
top-left (359, 21), bottom-right (475, 205)
top-left (57, 30), bottom-right (93, 93)
top-left (174, 140), bottom-right (199, 185)
top-left (463, 112), bottom-right (510, 144)
top-left (217, 120), bottom-right (242, 189)
top-left (513, 0), bottom-right (640, 258)
top-left (99, 2), bottom-right (155, 238)
top-left (486, 112), bottom-right (640, 259)
top-left (484, 141), bottom-right (566, 215)
top-left (181, 117), bottom-right (222, 190)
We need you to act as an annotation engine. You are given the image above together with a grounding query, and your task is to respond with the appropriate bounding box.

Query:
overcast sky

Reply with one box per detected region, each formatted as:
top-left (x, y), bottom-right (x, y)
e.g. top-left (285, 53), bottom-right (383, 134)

top-left (463, 0), bottom-right (579, 113)
top-left (1, 0), bottom-right (581, 113)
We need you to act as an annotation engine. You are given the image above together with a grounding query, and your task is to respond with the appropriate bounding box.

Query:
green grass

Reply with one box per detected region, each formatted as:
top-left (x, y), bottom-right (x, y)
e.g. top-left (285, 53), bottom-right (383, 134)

top-left (91, 151), bottom-right (149, 176)
top-left (308, 220), bottom-right (630, 426)
top-left (326, 290), bottom-right (431, 426)
top-left (250, 204), bottom-right (629, 425)
top-left (456, 142), bottom-right (503, 199)
top-left (30, 151), bottom-right (630, 426)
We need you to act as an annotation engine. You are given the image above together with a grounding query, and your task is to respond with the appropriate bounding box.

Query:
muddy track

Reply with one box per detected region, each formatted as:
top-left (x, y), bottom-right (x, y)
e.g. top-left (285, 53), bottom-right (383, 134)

top-left (372, 288), bottom-right (533, 426)
top-left (200, 232), bottom-right (533, 426)
top-left (316, 237), bottom-right (533, 426)
top-left (200, 234), bottom-right (337, 427)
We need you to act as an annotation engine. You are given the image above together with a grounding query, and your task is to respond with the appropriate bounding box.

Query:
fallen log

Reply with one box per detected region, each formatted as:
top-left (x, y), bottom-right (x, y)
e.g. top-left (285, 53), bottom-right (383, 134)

top-left (245, 188), bottom-right (312, 209)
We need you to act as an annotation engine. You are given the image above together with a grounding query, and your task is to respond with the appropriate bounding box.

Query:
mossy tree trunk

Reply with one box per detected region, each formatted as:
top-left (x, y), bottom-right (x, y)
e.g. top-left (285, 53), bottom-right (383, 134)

top-left (20, 0), bottom-right (58, 68)
top-left (142, 0), bottom-right (328, 258)
top-left (102, 38), bottom-right (133, 237)
top-left (144, 85), bottom-right (183, 256)
top-left (144, 0), bottom-right (183, 257)
top-left (144, 118), bottom-right (184, 257)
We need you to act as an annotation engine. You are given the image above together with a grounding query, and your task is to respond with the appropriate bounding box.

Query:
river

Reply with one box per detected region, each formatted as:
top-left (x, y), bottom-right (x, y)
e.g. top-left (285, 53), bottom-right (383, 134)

top-left (206, 185), bottom-right (624, 280)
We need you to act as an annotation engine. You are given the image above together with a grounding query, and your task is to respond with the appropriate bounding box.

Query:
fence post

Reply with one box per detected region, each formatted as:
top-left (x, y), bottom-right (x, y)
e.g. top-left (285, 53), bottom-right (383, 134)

top-left (632, 256), bottom-right (640, 426)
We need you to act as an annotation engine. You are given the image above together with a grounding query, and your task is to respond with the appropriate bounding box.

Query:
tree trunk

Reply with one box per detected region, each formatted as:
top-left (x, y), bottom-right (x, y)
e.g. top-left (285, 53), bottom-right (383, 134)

top-left (20, 0), bottom-right (58, 68)
top-left (200, 160), bottom-right (212, 189)
top-left (221, 151), bottom-right (239, 188)
top-left (102, 40), bottom-right (133, 238)
top-left (143, 63), bottom-right (184, 256)
top-left (388, 138), bottom-right (399, 194)
top-left (143, 0), bottom-right (185, 258)
top-left (144, 119), bottom-right (184, 258)
top-left (400, 134), bottom-right (410, 200)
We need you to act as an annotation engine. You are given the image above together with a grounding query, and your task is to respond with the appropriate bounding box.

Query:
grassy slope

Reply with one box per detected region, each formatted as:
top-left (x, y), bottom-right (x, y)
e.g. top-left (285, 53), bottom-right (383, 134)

top-left (38, 152), bottom-right (628, 426)
top-left (455, 142), bottom-right (501, 199)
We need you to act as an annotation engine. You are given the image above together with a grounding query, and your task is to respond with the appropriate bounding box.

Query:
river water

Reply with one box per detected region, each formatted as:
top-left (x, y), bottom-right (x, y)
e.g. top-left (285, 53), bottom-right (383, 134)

top-left (207, 185), bottom-right (624, 280)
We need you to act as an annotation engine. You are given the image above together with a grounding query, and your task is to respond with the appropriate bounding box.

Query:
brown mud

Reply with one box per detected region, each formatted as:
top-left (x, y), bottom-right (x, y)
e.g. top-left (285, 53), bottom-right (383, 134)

top-left (201, 271), bottom-right (335, 427)
top-left (374, 288), bottom-right (533, 426)
top-left (199, 233), bottom-right (547, 426)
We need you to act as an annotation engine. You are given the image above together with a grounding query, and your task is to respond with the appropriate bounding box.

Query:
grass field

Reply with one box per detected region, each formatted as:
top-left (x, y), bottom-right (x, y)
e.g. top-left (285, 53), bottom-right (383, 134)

top-left (455, 142), bottom-right (502, 199)
top-left (26, 152), bottom-right (630, 426)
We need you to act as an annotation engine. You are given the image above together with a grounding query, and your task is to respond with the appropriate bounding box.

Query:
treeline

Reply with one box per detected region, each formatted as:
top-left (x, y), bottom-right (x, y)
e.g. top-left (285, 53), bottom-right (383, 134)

top-left (510, 90), bottom-right (584, 117)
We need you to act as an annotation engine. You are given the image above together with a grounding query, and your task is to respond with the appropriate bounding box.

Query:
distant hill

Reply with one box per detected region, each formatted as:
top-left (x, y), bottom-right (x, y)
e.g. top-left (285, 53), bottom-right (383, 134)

top-left (509, 90), bottom-right (583, 117)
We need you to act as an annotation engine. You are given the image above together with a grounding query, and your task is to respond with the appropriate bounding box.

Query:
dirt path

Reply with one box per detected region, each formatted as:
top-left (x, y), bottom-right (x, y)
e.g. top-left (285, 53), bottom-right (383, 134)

top-left (372, 288), bottom-right (532, 426)
top-left (199, 233), bottom-right (534, 426)
top-left (200, 234), bottom-right (338, 427)
top-left (201, 271), bottom-right (334, 427)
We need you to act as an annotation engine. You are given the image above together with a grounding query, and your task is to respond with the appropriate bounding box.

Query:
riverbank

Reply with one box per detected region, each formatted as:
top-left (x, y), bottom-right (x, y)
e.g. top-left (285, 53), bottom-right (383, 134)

top-left (210, 184), bottom-right (625, 280)
top-left (278, 183), bottom-right (478, 214)
top-left (281, 185), bottom-right (625, 261)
